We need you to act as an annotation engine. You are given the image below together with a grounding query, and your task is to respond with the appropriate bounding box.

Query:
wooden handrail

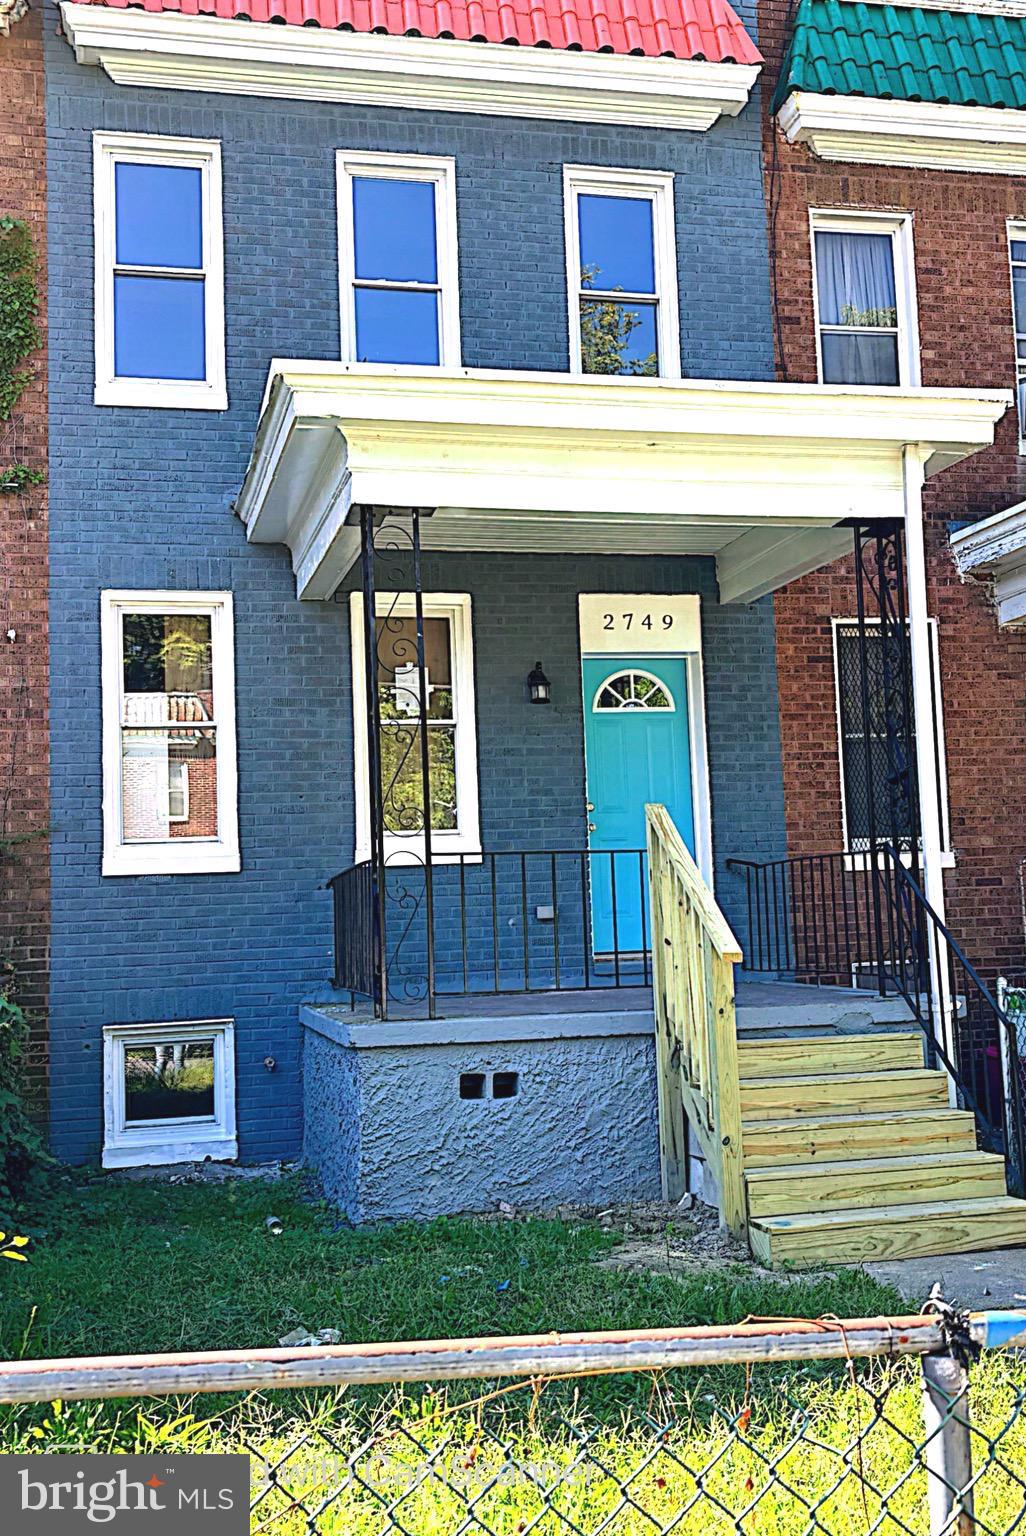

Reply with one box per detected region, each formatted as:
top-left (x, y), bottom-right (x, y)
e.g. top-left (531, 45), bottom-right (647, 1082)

top-left (646, 804), bottom-right (746, 1236)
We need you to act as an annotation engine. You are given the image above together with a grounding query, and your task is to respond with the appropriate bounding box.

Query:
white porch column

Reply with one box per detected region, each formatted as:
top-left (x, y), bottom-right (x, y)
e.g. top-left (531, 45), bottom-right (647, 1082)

top-left (903, 444), bottom-right (954, 1072)
top-left (903, 445), bottom-right (946, 922)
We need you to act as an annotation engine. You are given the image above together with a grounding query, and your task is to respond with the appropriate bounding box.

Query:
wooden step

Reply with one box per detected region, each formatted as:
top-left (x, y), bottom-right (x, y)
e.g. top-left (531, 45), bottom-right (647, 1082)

top-left (745, 1151), bottom-right (1005, 1218)
top-left (749, 1195), bottom-right (1026, 1267)
top-left (737, 1032), bottom-right (925, 1080)
top-left (742, 1108), bottom-right (977, 1168)
top-left (740, 1068), bottom-right (949, 1122)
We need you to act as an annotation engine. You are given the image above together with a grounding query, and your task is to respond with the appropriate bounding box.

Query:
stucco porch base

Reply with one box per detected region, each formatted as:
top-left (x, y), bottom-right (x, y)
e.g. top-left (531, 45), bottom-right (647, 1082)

top-left (302, 1003), bottom-right (660, 1223)
top-left (301, 984), bottom-right (915, 1223)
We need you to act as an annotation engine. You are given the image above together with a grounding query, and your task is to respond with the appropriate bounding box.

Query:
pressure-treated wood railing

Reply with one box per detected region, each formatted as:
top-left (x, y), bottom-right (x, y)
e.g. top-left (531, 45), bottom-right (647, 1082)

top-left (646, 804), bottom-right (746, 1235)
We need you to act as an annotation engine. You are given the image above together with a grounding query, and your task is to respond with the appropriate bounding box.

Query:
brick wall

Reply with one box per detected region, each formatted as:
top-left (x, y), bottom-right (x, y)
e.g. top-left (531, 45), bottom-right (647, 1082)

top-left (44, 0), bottom-right (782, 1163)
top-left (761, 0), bottom-right (1026, 977)
top-left (0, 0), bottom-right (49, 1102)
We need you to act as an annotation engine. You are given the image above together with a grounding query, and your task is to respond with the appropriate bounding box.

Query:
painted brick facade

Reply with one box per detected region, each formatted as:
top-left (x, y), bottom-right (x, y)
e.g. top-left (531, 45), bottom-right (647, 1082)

top-left (1, 0), bottom-right (49, 1104)
top-left (44, 3), bottom-right (784, 1163)
top-left (761, 0), bottom-right (1026, 979)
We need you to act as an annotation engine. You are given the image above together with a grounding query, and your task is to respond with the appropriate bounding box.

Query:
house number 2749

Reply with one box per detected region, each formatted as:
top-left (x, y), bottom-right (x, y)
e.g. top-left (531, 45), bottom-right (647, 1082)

top-left (602, 613), bottom-right (674, 631)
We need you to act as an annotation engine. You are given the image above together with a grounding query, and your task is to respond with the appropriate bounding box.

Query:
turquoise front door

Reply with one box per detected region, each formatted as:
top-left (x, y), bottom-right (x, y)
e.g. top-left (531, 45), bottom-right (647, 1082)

top-left (582, 655), bottom-right (696, 955)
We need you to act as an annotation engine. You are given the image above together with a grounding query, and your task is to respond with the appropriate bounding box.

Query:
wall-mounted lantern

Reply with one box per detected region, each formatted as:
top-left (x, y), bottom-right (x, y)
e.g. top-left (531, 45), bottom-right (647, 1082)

top-left (527, 661), bottom-right (551, 704)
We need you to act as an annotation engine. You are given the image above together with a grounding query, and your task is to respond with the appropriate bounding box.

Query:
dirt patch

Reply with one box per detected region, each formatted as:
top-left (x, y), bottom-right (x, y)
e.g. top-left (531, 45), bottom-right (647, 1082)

top-left (533, 1197), bottom-right (838, 1282)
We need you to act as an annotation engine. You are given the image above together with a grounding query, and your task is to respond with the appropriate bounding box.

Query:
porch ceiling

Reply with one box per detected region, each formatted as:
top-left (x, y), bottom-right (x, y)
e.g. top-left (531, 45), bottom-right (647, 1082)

top-left (235, 362), bottom-right (1010, 604)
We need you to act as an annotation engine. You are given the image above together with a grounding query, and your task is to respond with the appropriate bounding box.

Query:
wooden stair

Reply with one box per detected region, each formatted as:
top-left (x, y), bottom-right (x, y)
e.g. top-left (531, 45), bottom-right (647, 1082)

top-left (740, 1031), bottom-right (1026, 1266)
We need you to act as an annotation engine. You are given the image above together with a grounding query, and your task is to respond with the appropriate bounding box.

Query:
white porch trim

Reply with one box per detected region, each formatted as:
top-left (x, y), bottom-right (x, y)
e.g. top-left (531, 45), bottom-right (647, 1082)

top-left (59, 4), bottom-right (760, 131)
top-left (234, 361), bottom-right (1010, 604)
top-left (950, 499), bottom-right (1026, 625)
top-left (778, 90), bottom-right (1026, 176)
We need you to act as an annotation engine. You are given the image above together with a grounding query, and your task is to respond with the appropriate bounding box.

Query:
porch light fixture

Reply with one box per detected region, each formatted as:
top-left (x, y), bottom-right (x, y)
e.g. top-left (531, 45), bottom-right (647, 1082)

top-left (527, 662), bottom-right (551, 704)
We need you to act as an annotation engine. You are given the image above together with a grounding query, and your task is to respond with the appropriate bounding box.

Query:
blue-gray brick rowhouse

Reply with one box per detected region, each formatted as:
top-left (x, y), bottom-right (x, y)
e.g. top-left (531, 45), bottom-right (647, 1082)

top-left (44, 0), bottom-right (1007, 1217)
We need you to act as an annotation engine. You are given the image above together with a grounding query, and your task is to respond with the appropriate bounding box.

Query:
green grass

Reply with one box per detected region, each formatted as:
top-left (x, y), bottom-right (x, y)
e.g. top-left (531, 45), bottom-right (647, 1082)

top-left (2, 1174), bottom-right (1025, 1533)
top-left (0, 1173), bottom-right (906, 1360)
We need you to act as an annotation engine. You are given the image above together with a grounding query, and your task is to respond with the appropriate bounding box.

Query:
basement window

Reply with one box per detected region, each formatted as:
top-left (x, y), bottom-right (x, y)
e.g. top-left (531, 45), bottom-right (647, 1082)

top-left (102, 1019), bottom-right (237, 1168)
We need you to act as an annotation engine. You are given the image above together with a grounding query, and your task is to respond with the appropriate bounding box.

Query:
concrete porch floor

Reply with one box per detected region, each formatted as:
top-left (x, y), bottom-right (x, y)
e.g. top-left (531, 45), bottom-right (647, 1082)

top-left (358, 977), bottom-right (915, 1037)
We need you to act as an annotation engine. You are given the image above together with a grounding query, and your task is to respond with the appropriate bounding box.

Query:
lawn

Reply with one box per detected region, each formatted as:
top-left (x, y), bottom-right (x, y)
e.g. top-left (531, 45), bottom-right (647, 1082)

top-left (1, 1173), bottom-right (1024, 1533)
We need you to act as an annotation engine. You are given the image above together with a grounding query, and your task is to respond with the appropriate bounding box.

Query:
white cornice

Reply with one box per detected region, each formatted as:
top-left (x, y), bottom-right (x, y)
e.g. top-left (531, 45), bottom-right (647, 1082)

top-left (951, 501), bottom-right (1026, 624)
top-left (234, 361), bottom-right (1010, 602)
top-left (59, 3), bottom-right (760, 128)
top-left (778, 89), bottom-right (1026, 174)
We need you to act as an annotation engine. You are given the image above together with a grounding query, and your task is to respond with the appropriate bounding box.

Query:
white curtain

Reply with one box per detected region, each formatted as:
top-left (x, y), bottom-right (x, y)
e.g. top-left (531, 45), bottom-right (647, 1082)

top-left (816, 231), bottom-right (898, 385)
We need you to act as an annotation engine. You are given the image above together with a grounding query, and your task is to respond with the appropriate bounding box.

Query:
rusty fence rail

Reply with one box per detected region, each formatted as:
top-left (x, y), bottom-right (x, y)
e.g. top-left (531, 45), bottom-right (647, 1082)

top-left (2, 1304), bottom-right (1026, 1533)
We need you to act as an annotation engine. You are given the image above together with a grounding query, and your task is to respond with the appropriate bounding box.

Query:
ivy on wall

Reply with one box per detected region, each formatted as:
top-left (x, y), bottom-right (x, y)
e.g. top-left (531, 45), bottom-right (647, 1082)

top-left (0, 215), bottom-right (43, 494)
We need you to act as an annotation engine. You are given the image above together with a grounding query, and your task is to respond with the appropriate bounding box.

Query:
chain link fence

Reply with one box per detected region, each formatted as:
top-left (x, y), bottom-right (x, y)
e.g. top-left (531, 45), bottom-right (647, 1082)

top-left (2, 1304), bottom-right (1025, 1534)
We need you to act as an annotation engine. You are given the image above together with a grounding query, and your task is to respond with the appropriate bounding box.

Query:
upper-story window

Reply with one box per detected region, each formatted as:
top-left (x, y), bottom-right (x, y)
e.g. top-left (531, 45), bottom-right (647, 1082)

top-left (93, 133), bottom-right (226, 411)
top-left (336, 152), bottom-right (460, 367)
top-left (564, 167), bottom-right (680, 379)
top-left (1008, 224), bottom-right (1026, 447)
top-left (811, 212), bottom-right (919, 388)
top-left (101, 591), bottom-right (239, 877)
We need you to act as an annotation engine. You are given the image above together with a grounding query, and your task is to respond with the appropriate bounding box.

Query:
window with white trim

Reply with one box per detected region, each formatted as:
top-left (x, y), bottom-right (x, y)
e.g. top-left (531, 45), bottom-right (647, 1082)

top-left (564, 166), bottom-right (680, 379)
top-left (832, 618), bottom-right (950, 856)
top-left (102, 1019), bottom-right (237, 1168)
top-left (336, 151), bottom-right (460, 367)
top-left (93, 132), bottom-right (226, 410)
top-left (811, 211), bottom-right (919, 387)
top-left (101, 592), bottom-right (239, 876)
top-left (1008, 223), bottom-right (1026, 446)
top-left (350, 593), bottom-right (480, 863)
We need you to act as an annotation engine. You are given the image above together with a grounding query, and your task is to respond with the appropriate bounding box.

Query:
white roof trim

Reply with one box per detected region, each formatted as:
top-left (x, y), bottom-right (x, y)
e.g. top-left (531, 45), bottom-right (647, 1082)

top-left (59, 3), bottom-right (760, 129)
top-left (951, 501), bottom-right (1026, 625)
top-left (778, 89), bottom-right (1026, 175)
top-left (234, 361), bottom-right (1009, 603)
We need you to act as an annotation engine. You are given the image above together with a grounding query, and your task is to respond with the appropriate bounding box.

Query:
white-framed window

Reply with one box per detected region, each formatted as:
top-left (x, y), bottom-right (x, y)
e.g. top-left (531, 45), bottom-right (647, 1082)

top-left (101, 591), bottom-right (240, 877)
top-left (1007, 222), bottom-right (1026, 449)
top-left (102, 1019), bottom-right (237, 1168)
top-left (350, 592), bottom-right (480, 864)
top-left (93, 132), bottom-right (226, 410)
top-left (831, 617), bottom-right (952, 862)
top-left (811, 210), bottom-right (919, 388)
top-left (336, 151), bottom-right (460, 367)
top-left (564, 166), bottom-right (680, 379)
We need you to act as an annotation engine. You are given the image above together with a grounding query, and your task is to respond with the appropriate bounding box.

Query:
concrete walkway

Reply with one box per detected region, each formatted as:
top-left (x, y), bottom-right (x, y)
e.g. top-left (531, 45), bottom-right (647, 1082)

top-left (861, 1248), bottom-right (1026, 1310)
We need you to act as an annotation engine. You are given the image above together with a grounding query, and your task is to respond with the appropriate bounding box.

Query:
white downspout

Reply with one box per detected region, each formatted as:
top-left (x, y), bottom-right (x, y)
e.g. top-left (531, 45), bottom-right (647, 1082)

top-left (903, 443), bottom-right (956, 1081)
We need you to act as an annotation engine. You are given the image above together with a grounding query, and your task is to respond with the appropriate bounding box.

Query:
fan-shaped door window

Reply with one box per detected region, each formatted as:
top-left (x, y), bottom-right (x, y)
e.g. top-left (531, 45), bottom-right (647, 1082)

top-left (594, 669), bottom-right (675, 712)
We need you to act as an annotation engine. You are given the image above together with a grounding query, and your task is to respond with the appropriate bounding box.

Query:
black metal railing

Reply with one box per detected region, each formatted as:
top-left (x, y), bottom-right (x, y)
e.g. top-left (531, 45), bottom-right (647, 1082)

top-left (328, 860), bottom-right (376, 999)
top-left (880, 848), bottom-right (1026, 1193)
top-left (726, 852), bottom-right (880, 983)
top-left (329, 847), bottom-right (652, 1016)
top-left (728, 846), bottom-right (1026, 1193)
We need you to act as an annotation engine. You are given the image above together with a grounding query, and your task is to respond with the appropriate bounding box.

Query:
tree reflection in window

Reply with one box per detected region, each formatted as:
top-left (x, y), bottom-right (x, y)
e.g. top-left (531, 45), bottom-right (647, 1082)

top-left (376, 614), bottom-right (458, 834)
top-left (594, 671), bottom-right (674, 711)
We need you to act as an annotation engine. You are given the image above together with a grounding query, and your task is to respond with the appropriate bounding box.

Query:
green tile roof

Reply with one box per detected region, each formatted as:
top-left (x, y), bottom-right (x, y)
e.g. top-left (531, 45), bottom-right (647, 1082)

top-left (773, 0), bottom-right (1026, 113)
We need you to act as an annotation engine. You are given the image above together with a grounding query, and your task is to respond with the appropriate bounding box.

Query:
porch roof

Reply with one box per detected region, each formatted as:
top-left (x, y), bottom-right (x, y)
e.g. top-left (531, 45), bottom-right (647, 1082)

top-left (950, 499), bottom-right (1026, 626)
top-left (235, 362), bottom-right (1011, 604)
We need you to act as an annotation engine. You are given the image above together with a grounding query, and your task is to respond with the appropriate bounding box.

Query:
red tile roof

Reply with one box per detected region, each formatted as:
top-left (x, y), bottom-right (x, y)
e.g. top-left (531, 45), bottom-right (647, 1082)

top-left (75, 0), bottom-right (762, 64)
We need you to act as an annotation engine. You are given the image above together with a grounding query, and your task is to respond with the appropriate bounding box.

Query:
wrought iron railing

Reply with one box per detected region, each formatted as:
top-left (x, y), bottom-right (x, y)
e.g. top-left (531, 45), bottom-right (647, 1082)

top-left (329, 847), bottom-right (653, 1017)
top-left (726, 851), bottom-right (880, 983)
top-left (880, 850), bottom-right (1026, 1194)
top-left (728, 846), bottom-right (1026, 1195)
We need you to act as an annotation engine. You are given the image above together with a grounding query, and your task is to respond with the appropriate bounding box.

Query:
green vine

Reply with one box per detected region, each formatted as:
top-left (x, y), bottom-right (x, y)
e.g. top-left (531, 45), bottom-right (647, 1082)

top-left (0, 216), bottom-right (43, 492)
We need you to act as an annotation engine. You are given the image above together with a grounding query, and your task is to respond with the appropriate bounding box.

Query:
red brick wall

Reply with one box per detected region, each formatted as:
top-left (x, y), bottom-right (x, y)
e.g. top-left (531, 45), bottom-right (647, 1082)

top-left (762, 0), bottom-right (1026, 978)
top-left (0, 0), bottom-right (49, 1100)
